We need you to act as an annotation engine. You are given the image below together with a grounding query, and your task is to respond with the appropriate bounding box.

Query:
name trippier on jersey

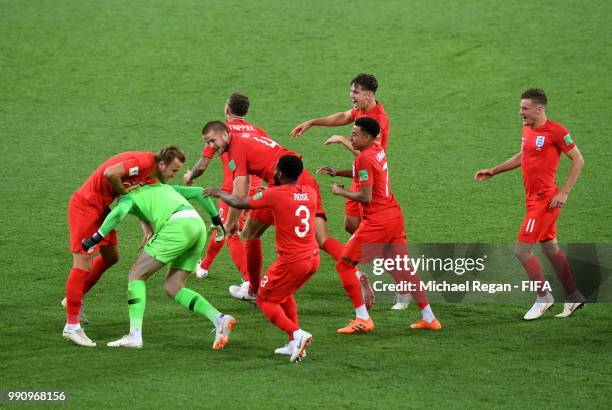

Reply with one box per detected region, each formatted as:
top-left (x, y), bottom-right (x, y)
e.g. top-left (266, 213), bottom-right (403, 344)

top-left (228, 124), bottom-right (255, 132)
top-left (373, 280), bottom-right (553, 294)
top-left (372, 255), bottom-right (487, 276)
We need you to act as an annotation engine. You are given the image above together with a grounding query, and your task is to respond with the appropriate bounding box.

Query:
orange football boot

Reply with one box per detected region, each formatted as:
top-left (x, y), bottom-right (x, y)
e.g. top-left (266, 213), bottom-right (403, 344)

top-left (409, 319), bottom-right (442, 330)
top-left (337, 317), bottom-right (375, 334)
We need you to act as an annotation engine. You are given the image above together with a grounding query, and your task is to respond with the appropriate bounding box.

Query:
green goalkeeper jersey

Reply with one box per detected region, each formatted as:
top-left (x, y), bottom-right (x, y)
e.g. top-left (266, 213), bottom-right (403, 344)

top-left (98, 184), bottom-right (218, 236)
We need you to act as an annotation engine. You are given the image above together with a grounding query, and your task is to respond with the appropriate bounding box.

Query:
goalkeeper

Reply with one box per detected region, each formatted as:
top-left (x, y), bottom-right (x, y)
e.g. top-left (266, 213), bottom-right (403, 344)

top-left (82, 183), bottom-right (236, 350)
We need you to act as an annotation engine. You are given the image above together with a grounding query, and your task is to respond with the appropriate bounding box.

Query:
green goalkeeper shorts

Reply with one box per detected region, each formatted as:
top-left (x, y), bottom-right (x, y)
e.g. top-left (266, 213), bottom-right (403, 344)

top-left (144, 211), bottom-right (207, 272)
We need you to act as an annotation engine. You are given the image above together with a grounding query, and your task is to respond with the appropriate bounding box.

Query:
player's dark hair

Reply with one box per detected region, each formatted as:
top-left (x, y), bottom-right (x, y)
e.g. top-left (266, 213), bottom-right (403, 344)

top-left (355, 117), bottom-right (380, 139)
top-left (351, 73), bottom-right (378, 93)
top-left (227, 93), bottom-right (250, 117)
top-left (156, 145), bottom-right (186, 164)
top-left (276, 155), bottom-right (303, 182)
top-left (521, 88), bottom-right (547, 106)
top-left (202, 120), bottom-right (229, 136)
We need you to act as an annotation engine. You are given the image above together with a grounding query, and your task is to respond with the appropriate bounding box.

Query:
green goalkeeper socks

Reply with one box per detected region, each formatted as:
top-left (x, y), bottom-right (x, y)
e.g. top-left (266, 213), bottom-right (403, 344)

top-left (175, 288), bottom-right (220, 323)
top-left (128, 280), bottom-right (146, 330)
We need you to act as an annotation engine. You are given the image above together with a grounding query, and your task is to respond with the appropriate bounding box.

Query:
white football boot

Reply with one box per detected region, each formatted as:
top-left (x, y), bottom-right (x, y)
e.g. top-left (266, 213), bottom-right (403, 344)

top-left (213, 314), bottom-right (237, 350)
top-left (523, 293), bottom-right (554, 320)
top-left (275, 341), bottom-right (307, 358)
top-left (556, 290), bottom-right (586, 318)
top-left (290, 330), bottom-right (313, 363)
top-left (107, 333), bottom-right (143, 348)
top-left (229, 281), bottom-right (256, 302)
top-left (62, 327), bottom-right (96, 347)
top-left (391, 293), bottom-right (412, 310)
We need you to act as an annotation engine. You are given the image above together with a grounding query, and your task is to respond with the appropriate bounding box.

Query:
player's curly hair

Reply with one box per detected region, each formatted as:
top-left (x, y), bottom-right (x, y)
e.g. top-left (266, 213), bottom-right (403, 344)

top-left (227, 93), bottom-right (250, 117)
top-left (276, 155), bottom-right (303, 182)
top-left (521, 88), bottom-right (547, 106)
top-left (355, 117), bottom-right (380, 138)
top-left (156, 145), bottom-right (186, 164)
top-left (351, 73), bottom-right (378, 92)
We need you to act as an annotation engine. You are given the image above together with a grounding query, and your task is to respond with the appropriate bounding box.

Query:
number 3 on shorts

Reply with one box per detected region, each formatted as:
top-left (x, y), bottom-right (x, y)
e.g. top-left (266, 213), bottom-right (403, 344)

top-left (294, 205), bottom-right (310, 238)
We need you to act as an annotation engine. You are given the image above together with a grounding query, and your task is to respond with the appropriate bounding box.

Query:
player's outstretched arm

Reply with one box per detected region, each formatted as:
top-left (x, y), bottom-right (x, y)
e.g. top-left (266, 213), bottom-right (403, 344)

top-left (172, 185), bottom-right (219, 218)
top-left (81, 197), bottom-right (135, 252)
top-left (317, 166), bottom-right (352, 178)
top-left (331, 182), bottom-right (372, 204)
top-left (324, 135), bottom-right (360, 156)
top-left (221, 175), bottom-right (250, 234)
top-left (549, 146), bottom-right (584, 208)
top-left (291, 110), bottom-right (354, 138)
top-left (184, 156), bottom-right (211, 186)
top-left (204, 187), bottom-right (251, 210)
top-left (474, 152), bottom-right (522, 181)
top-left (173, 185), bottom-right (225, 239)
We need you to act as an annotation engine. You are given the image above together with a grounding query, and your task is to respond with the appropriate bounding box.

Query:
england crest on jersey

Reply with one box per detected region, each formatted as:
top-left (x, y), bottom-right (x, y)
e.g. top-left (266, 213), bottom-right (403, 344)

top-left (535, 136), bottom-right (546, 148)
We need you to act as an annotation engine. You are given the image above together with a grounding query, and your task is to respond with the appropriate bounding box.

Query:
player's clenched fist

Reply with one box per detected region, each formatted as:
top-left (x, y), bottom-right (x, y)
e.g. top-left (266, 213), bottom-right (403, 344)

top-left (474, 169), bottom-right (495, 181)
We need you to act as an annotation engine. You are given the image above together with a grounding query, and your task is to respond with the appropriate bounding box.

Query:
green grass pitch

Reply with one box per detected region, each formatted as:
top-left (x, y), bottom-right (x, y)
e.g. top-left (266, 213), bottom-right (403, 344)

top-left (1, 0), bottom-right (611, 408)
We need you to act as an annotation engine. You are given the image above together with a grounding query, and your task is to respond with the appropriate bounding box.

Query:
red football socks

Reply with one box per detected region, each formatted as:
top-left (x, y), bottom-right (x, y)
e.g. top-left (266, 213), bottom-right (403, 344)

top-left (522, 255), bottom-right (548, 297)
top-left (321, 237), bottom-right (343, 261)
top-left (83, 256), bottom-right (115, 294)
top-left (227, 236), bottom-right (248, 281)
top-left (257, 299), bottom-right (299, 336)
top-left (336, 259), bottom-right (365, 308)
top-left (548, 250), bottom-right (577, 295)
top-left (281, 295), bottom-right (299, 338)
top-left (201, 232), bottom-right (225, 270)
top-left (65, 267), bottom-right (88, 324)
top-left (245, 239), bottom-right (263, 294)
top-left (387, 268), bottom-right (429, 308)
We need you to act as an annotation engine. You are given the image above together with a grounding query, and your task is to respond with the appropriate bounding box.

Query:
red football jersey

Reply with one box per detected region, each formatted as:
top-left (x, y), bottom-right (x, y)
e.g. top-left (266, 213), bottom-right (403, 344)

top-left (353, 143), bottom-right (401, 219)
top-left (226, 129), bottom-right (297, 184)
top-left (351, 101), bottom-right (390, 150)
top-left (248, 184), bottom-right (318, 262)
top-left (75, 151), bottom-right (156, 212)
top-left (202, 119), bottom-right (264, 192)
top-left (521, 119), bottom-right (576, 200)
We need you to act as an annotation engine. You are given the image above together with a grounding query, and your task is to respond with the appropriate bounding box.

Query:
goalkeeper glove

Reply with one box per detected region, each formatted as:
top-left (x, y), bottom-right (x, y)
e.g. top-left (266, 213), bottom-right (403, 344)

top-left (82, 231), bottom-right (104, 253)
top-left (209, 215), bottom-right (226, 243)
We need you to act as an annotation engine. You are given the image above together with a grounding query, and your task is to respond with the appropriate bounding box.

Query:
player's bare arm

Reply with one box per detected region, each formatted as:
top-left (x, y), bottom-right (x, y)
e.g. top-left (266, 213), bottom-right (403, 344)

top-left (224, 175), bottom-right (250, 234)
top-left (104, 163), bottom-right (141, 194)
top-left (291, 110), bottom-right (353, 138)
top-left (331, 182), bottom-right (372, 204)
top-left (549, 146), bottom-right (584, 209)
top-left (324, 135), bottom-right (360, 157)
top-left (317, 166), bottom-right (352, 178)
top-left (183, 156), bottom-right (211, 186)
top-left (205, 187), bottom-right (252, 210)
top-left (474, 152), bottom-right (522, 181)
